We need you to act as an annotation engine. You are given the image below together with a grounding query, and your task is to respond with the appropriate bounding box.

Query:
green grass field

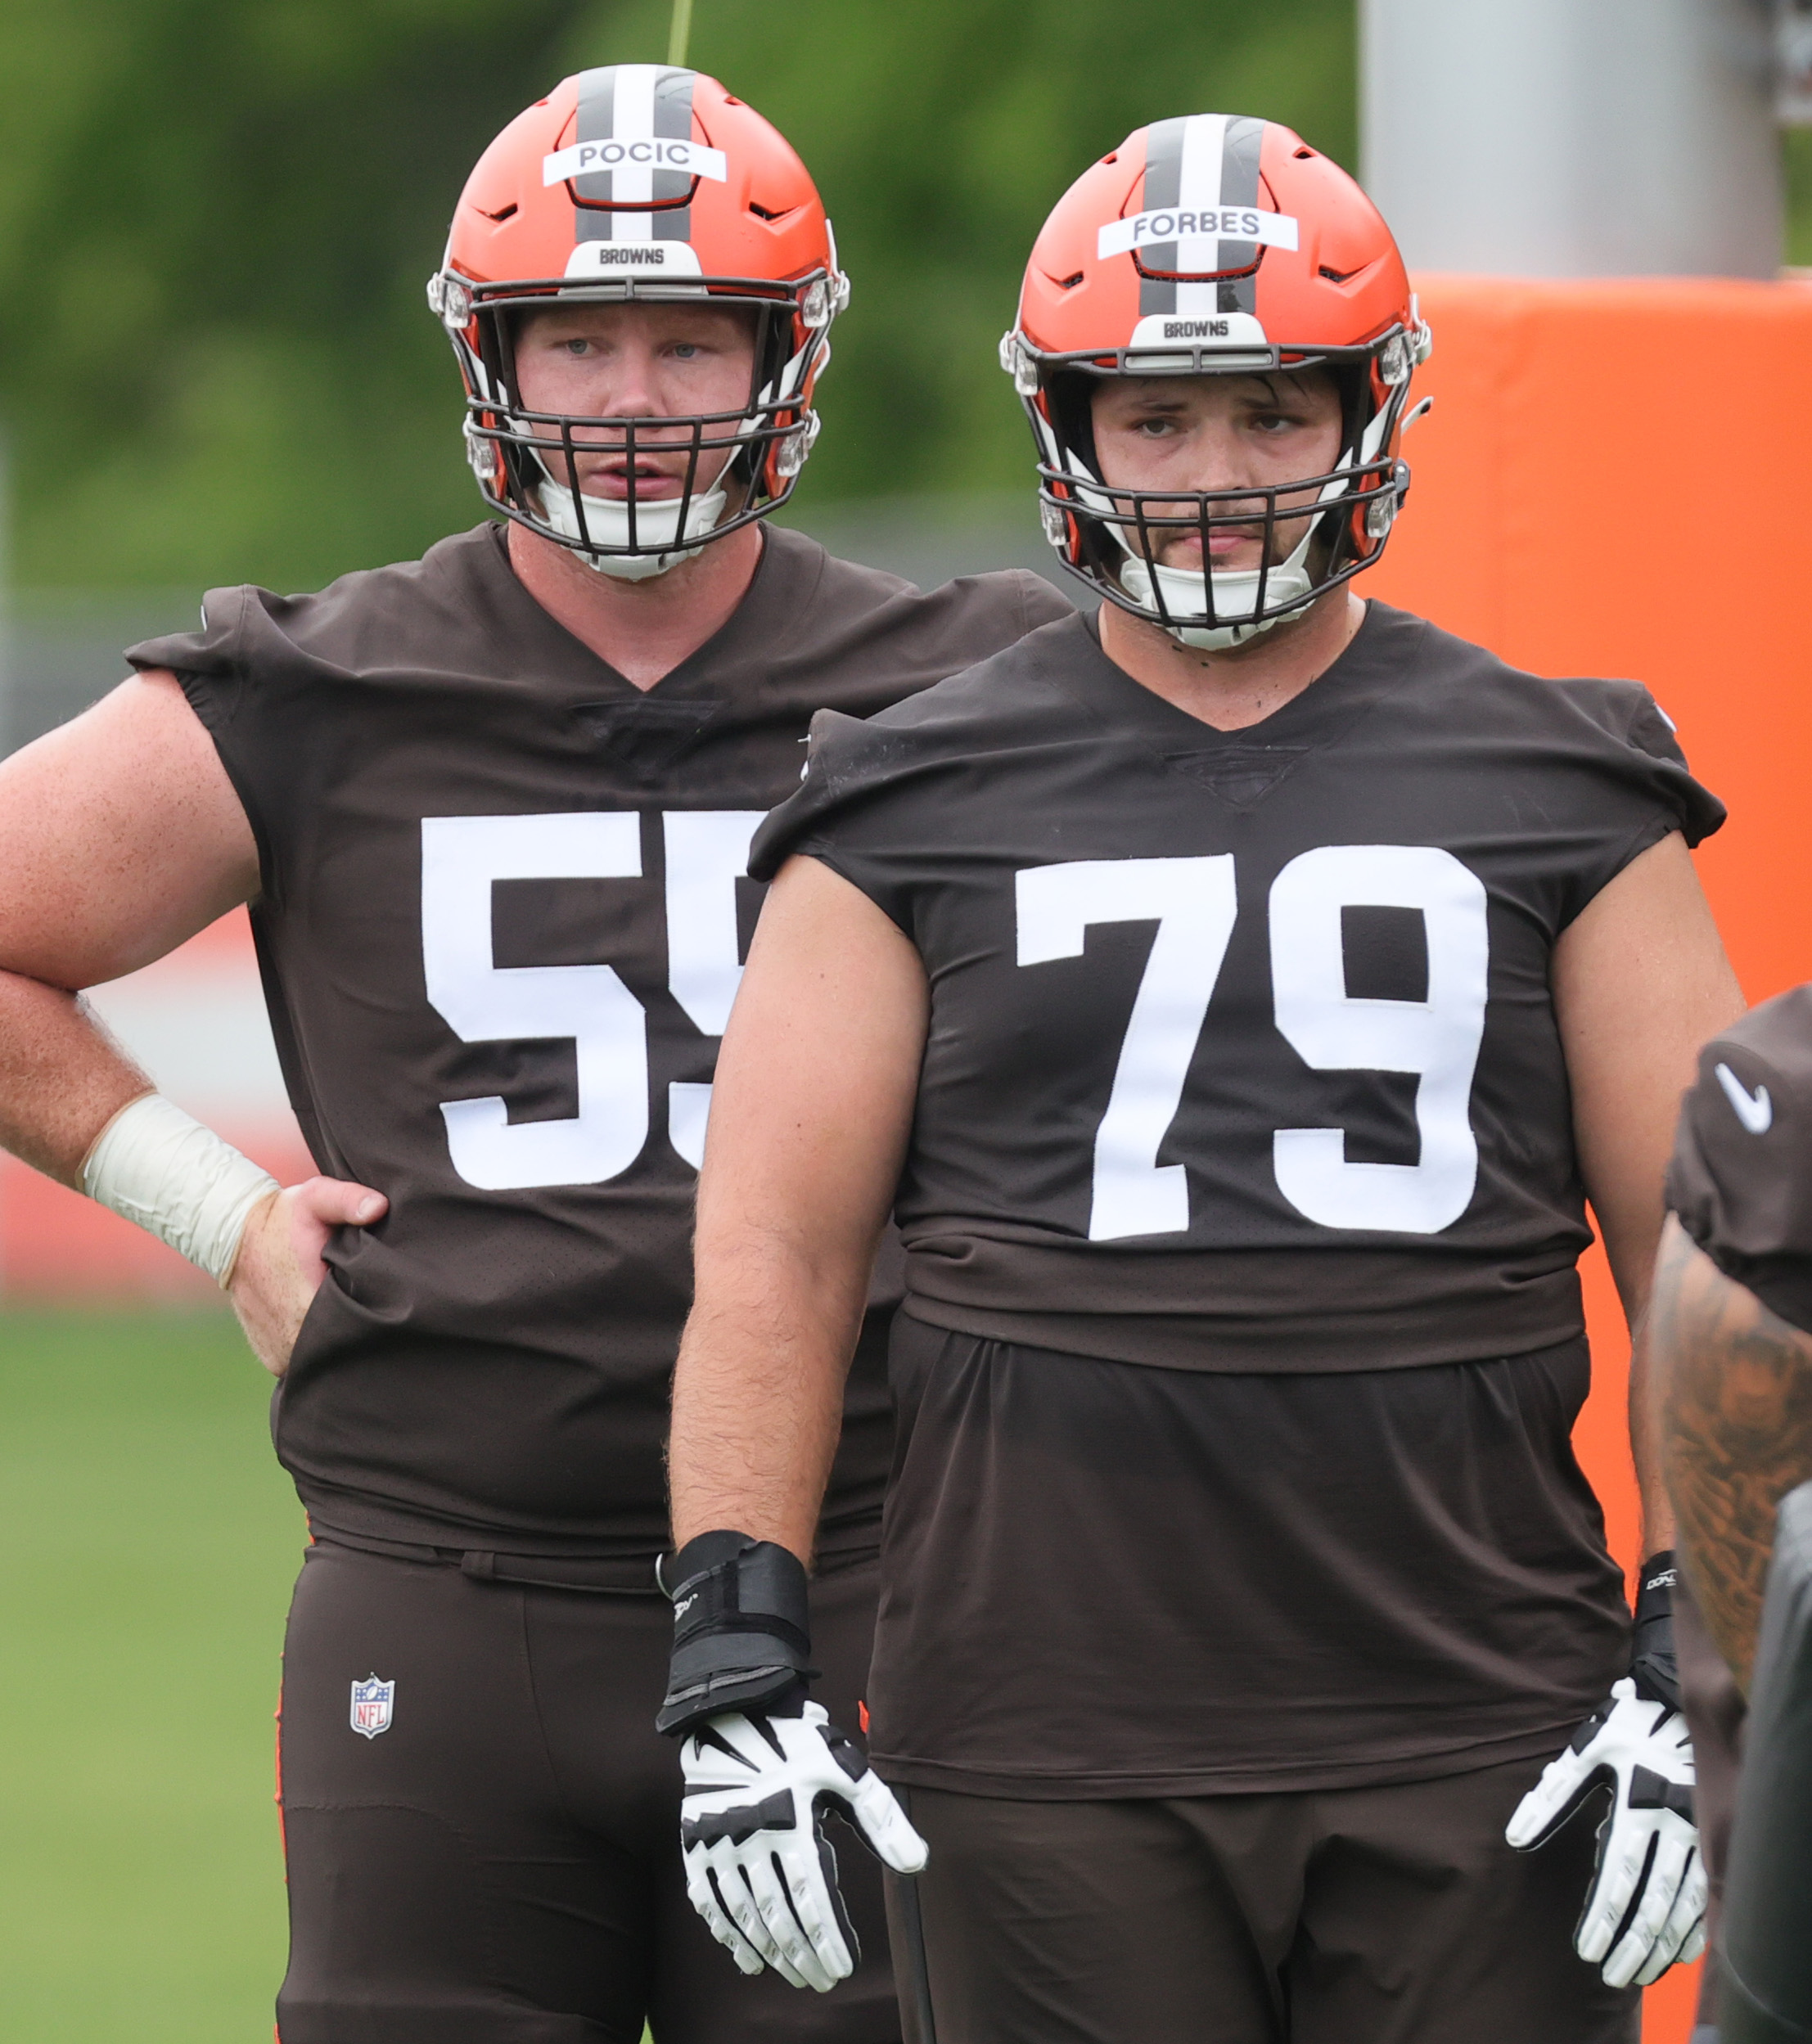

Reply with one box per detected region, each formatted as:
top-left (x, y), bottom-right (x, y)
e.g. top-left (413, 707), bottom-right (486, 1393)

top-left (0, 1310), bottom-right (304, 2041)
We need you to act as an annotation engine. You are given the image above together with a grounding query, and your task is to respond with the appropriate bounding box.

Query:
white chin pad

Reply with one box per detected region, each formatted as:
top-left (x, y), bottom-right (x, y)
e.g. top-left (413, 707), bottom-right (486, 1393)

top-left (1078, 445), bottom-right (1347, 652)
top-left (1117, 536), bottom-right (1317, 651)
top-left (534, 472), bottom-right (728, 580)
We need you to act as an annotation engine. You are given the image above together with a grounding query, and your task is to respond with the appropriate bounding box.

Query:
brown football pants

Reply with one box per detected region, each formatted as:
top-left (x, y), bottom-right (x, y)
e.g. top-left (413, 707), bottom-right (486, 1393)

top-left (274, 1538), bottom-right (899, 2044)
top-left (885, 1757), bottom-right (1639, 2044)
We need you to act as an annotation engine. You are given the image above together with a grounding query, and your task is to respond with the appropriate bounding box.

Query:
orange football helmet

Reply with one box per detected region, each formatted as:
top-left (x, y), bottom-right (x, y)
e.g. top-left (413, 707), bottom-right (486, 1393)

top-left (1000, 115), bottom-right (1431, 646)
top-left (429, 67), bottom-right (847, 575)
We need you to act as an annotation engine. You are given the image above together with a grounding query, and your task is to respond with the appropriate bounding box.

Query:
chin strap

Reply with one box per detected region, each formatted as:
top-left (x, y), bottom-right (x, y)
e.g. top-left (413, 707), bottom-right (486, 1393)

top-left (1062, 444), bottom-right (1332, 653)
top-left (534, 472), bottom-right (729, 581)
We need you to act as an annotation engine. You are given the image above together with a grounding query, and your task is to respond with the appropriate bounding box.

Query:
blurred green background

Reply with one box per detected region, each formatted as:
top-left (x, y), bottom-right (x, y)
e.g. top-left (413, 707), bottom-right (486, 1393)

top-left (3, 0), bottom-right (1807, 595)
top-left (0, 1312), bottom-right (302, 2039)
top-left (2, 0), bottom-right (1360, 592)
top-left (7, 0), bottom-right (1811, 597)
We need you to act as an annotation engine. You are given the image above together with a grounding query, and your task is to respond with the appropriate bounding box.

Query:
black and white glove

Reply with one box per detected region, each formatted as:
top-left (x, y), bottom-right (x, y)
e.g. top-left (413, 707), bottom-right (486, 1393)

top-left (1505, 1553), bottom-right (1708, 1988)
top-left (678, 1700), bottom-right (928, 1990)
top-left (658, 1530), bottom-right (927, 1992)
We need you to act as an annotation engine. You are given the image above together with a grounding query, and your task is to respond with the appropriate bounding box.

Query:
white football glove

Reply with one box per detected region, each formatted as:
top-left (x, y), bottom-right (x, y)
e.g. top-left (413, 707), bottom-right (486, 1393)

top-left (1506, 1677), bottom-right (1708, 1988)
top-left (679, 1701), bottom-right (928, 1992)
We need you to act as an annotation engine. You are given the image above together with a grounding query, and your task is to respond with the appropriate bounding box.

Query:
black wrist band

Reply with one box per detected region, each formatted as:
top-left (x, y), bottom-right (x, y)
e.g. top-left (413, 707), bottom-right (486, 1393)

top-left (1630, 1549), bottom-right (1681, 1710)
top-left (656, 1529), bottom-right (814, 1736)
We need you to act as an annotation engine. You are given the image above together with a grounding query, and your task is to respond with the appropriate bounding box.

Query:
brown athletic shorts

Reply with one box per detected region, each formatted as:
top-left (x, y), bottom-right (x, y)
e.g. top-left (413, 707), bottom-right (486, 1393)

top-left (274, 1536), bottom-right (897, 2044)
top-left (884, 1758), bottom-right (1638, 2044)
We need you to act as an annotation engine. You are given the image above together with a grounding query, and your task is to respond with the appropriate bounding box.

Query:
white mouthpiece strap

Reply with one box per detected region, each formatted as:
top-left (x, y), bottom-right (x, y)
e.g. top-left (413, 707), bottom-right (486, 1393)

top-left (81, 1093), bottom-right (278, 1287)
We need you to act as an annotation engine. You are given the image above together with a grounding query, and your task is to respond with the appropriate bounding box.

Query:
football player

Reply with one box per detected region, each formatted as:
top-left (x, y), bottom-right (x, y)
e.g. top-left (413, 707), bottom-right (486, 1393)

top-left (1653, 987), bottom-right (1812, 2040)
top-left (0, 67), bottom-right (1066, 2042)
top-left (661, 116), bottom-right (1744, 2041)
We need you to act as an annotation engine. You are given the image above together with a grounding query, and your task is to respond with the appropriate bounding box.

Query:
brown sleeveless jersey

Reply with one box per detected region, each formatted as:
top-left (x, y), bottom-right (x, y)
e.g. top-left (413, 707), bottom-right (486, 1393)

top-left (755, 601), bottom-right (1724, 1373)
top-left (749, 600), bottom-right (1727, 1792)
top-left (126, 522), bottom-right (1068, 1557)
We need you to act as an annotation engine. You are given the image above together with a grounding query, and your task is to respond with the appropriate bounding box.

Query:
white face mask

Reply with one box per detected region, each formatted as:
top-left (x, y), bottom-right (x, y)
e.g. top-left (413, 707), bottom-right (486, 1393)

top-left (534, 471), bottom-right (729, 581)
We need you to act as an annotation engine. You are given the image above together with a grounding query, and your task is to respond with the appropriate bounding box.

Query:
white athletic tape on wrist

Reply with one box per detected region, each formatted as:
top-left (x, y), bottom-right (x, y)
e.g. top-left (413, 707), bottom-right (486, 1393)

top-left (81, 1094), bottom-right (278, 1286)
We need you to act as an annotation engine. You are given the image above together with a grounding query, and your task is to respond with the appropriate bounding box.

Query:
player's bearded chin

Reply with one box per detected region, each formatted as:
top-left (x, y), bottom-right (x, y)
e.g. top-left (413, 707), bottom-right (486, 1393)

top-left (1103, 477), bottom-right (1333, 652)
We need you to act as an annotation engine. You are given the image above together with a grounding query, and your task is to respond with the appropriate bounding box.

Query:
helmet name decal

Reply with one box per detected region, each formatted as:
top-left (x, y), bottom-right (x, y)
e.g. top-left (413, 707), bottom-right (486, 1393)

top-left (1127, 312), bottom-right (1269, 352)
top-left (567, 64), bottom-right (701, 232)
top-left (562, 239), bottom-right (705, 279)
top-left (1100, 208), bottom-right (1299, 260)
top-left (545, 138), bottom-right (726, 186)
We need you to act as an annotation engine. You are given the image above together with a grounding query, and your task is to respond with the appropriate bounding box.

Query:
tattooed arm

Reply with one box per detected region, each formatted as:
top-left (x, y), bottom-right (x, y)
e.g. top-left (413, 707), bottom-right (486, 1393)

top-left (1653, 1212), bottom-right (1812, 1691)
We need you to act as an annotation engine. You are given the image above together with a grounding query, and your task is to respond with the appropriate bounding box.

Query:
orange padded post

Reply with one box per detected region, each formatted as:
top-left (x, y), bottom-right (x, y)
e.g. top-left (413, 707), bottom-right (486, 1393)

top-left (1361, 273), bottom-right (1812, 2042)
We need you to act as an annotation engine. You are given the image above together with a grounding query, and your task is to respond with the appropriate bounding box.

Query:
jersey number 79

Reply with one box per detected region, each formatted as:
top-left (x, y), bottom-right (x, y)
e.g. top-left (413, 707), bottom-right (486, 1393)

top-left (1016, 846), bottom-right (1490, 1240)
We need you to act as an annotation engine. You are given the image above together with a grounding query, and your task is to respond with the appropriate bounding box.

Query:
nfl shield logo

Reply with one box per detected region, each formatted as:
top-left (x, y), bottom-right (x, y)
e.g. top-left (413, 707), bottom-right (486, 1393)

top-left (349, 1674), bottom-right (395, 1740)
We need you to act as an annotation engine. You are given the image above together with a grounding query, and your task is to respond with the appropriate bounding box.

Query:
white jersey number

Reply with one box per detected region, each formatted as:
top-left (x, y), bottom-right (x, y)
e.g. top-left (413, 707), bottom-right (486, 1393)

top-left (421, 810), bottom-right (762, 1191)
top-left (1269, 844), bottom-right (1489, 1233)
top-left (1016, 858), bottom-right (1238, 1241)
top-left (1014, 844), bottom-right (1490, 1240)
